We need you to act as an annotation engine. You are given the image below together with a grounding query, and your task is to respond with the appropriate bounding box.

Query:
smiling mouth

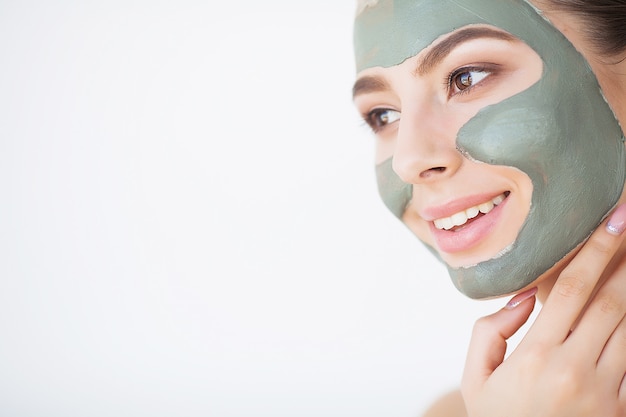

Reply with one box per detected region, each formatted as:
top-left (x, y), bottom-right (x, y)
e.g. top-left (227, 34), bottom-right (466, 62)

top-left (433, 192), bottom-right (510, 231)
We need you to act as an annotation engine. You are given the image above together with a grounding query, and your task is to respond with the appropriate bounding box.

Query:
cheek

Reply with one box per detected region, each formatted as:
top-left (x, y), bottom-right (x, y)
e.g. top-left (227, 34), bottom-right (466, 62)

top-left (374, 134), bottom-right (397, 165)
top-left (401, 204), bottom-right (434, 245)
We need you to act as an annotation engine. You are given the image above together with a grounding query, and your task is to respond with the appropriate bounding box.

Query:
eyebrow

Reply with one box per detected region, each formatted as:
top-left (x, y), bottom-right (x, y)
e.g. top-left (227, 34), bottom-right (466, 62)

top-left (415, 27), bottom-right (516, 76)
top-left (352, 76), bottom-right (391, 100)
top-left (352, 27), bottom-right (517, 100)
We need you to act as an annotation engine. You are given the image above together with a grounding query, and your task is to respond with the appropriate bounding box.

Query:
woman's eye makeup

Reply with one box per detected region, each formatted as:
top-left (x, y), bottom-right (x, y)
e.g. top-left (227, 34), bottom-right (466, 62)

top-left (363, 108), bottom-right (401, 133)
top-left (446, 64), bottom-right (500, 96)
top-left (359, 63), bottom-right (503, 134)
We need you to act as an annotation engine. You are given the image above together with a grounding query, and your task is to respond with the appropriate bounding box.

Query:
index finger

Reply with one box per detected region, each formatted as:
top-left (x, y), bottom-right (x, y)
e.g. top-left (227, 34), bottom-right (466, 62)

top-left (525, 203), bottom-right (626, 345)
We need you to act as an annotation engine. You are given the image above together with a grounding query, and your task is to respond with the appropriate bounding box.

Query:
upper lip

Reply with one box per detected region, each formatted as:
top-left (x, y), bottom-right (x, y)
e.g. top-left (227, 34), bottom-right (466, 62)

top-left (419, 192), bottom-right (508, 222)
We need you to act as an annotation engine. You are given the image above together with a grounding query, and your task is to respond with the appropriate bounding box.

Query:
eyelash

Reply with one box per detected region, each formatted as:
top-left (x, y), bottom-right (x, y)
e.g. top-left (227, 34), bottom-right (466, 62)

top-left (362, 108), bottom-right (399, 134)
top-left (362, 64), bottom-right (499, 133)
top-left (445, 65), bottom-right (493, 97)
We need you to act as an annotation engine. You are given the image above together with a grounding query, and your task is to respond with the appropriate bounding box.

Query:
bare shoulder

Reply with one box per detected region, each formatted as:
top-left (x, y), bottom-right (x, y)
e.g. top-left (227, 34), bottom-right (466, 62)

top-left (421, 389), bottom-right (467, 417)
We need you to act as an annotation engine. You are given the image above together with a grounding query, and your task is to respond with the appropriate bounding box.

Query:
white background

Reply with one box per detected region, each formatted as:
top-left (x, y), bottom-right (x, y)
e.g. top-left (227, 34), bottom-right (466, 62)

top-left (0, 1), bottom-right (516, 416)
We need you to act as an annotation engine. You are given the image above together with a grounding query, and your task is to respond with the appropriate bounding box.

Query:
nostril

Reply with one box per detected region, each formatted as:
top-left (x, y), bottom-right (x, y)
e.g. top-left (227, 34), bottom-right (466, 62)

top-left (420, 166), bottom-right (446, 178)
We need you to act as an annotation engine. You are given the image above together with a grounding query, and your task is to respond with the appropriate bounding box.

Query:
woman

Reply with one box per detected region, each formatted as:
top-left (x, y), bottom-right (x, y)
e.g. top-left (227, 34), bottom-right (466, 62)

top-left (352, 0), bottom-right (626, 416)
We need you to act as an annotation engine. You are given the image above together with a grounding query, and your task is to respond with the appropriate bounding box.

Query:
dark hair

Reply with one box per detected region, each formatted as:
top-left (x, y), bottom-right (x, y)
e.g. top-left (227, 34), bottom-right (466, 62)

top-left (546, 0), bottom-right (626, 59)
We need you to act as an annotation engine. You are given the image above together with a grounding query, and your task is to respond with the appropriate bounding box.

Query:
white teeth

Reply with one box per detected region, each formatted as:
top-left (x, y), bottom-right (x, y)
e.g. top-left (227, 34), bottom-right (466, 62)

top-left (478, 201), bottom-right (494, 214)
top-left (451, 212), bottom-right (468, 226)
top-left (492, 194), bottom-right (504, 205)
top-left (433, 193), bottom-right (507, 231)
top-left (441, 217), bottom-right (454, 230)
top-left (465, 206), bottom-right (479, 219)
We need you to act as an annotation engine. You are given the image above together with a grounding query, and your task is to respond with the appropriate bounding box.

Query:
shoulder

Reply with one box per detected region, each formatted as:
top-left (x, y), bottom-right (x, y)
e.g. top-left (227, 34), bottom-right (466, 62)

top-left (421, 389), bottom-right (467, 417)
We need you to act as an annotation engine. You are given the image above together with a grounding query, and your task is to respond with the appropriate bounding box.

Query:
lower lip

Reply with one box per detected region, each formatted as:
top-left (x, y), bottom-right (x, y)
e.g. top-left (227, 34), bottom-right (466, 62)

top-left (430, 197), bottom-right (509, 254)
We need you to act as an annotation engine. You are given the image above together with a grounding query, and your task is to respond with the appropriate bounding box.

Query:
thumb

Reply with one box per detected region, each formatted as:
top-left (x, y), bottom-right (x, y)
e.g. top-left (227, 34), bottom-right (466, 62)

top-left (462, 287), bottom-right (537, 396)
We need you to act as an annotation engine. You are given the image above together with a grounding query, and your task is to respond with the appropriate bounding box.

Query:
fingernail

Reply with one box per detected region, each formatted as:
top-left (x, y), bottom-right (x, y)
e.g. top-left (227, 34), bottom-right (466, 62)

top-left (505, 287), bottom-right (538, 310)
top-left (606, 204), bottom-right (626, 235)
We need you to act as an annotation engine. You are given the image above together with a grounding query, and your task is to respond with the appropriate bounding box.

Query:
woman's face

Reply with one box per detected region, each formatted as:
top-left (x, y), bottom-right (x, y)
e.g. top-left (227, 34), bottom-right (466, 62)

top-left (353, 26), bottom-right (540, 268)
top-left (353, 0), bottom-right (625, 299)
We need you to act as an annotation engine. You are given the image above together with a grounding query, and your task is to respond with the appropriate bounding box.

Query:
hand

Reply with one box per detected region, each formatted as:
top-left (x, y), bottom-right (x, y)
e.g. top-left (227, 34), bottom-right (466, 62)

top-left (461, 204), bottom-right (626, 417)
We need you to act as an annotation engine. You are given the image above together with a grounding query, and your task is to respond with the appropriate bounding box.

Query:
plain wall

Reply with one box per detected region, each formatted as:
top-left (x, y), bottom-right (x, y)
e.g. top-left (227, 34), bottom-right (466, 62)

top-left (0, 1), bottom-right (524, 416)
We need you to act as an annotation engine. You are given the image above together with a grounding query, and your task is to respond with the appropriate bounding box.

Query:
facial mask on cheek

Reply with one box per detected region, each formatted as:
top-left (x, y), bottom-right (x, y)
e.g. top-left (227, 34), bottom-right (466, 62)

top-left (360, 0), bottom-right (626, 299)
top-left (453, 72), bottom-right (625, 298)
top-left (376, 158), bottom-right (412, 219)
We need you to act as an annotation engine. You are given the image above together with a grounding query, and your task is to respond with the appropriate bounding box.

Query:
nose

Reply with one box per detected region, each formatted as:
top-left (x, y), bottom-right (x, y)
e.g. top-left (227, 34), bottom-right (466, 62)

top-left (391, 105), bottom-right (464, 184)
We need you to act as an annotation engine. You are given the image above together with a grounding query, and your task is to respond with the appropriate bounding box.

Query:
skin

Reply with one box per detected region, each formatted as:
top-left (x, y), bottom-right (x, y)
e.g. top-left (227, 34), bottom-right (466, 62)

top-left (355, 30), bottom-right (540, 269)
top-left (354, 0), bottom-right (626, 299)
top-left (353, 1), bottom-right (626, 416)
top-left (457, 214), bottom-right (626, 417)
top-left (519, 0), bottom-right (626, 301)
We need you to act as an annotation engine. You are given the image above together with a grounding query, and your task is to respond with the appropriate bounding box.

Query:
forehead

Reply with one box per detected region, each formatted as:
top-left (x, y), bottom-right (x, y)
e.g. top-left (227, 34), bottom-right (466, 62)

top-left (354, 0), bottom-right (552, 72)
top-left (352, 26), bottom-right (521, 100)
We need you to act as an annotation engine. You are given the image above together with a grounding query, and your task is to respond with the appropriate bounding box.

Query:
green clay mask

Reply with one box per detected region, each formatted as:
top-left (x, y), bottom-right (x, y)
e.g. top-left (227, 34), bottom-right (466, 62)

top-left (355, 0), bottom-right (626, 299)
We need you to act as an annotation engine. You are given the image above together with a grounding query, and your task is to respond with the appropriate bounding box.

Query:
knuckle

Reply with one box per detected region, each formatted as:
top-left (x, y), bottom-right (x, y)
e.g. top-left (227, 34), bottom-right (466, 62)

top-left (472, 316), bottom-right (493, 335)
top-left (519, 342), bottom-right (551, 368)
top-left (585, 236), bottom-right (614, 257)
top-left (554, 273), bottom-right (588, 298)
top-left (471, 314), bottom-right (503, 339)
top-left (557, 367), bottom-right (583, 387)
top-left (596, 293), bottom-right (624, 315)
top-left (551, 367), bottom-right (584, 397)
top-left (524, 342), bottom-right (548, 360)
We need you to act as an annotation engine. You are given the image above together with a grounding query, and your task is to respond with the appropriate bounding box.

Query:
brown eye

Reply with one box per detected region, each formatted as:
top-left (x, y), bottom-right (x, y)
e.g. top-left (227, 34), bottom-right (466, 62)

top-left (449, 68), bottom-right (491, 95)
top-left (365, 108), bottom-right (400, 132)
top-left (455, 72), bottom-right (473, 90)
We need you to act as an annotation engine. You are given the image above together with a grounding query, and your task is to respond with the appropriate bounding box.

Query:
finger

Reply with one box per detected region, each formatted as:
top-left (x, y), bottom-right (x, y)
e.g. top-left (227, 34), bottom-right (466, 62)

top-left (528, 203), bottom-right (626, 345)
top-left (570, 255), bottom-right (626, 362)
top-left (597, 314), bottom-right (626, 389)
top-left (462, 288), bottom-right (536, 398)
